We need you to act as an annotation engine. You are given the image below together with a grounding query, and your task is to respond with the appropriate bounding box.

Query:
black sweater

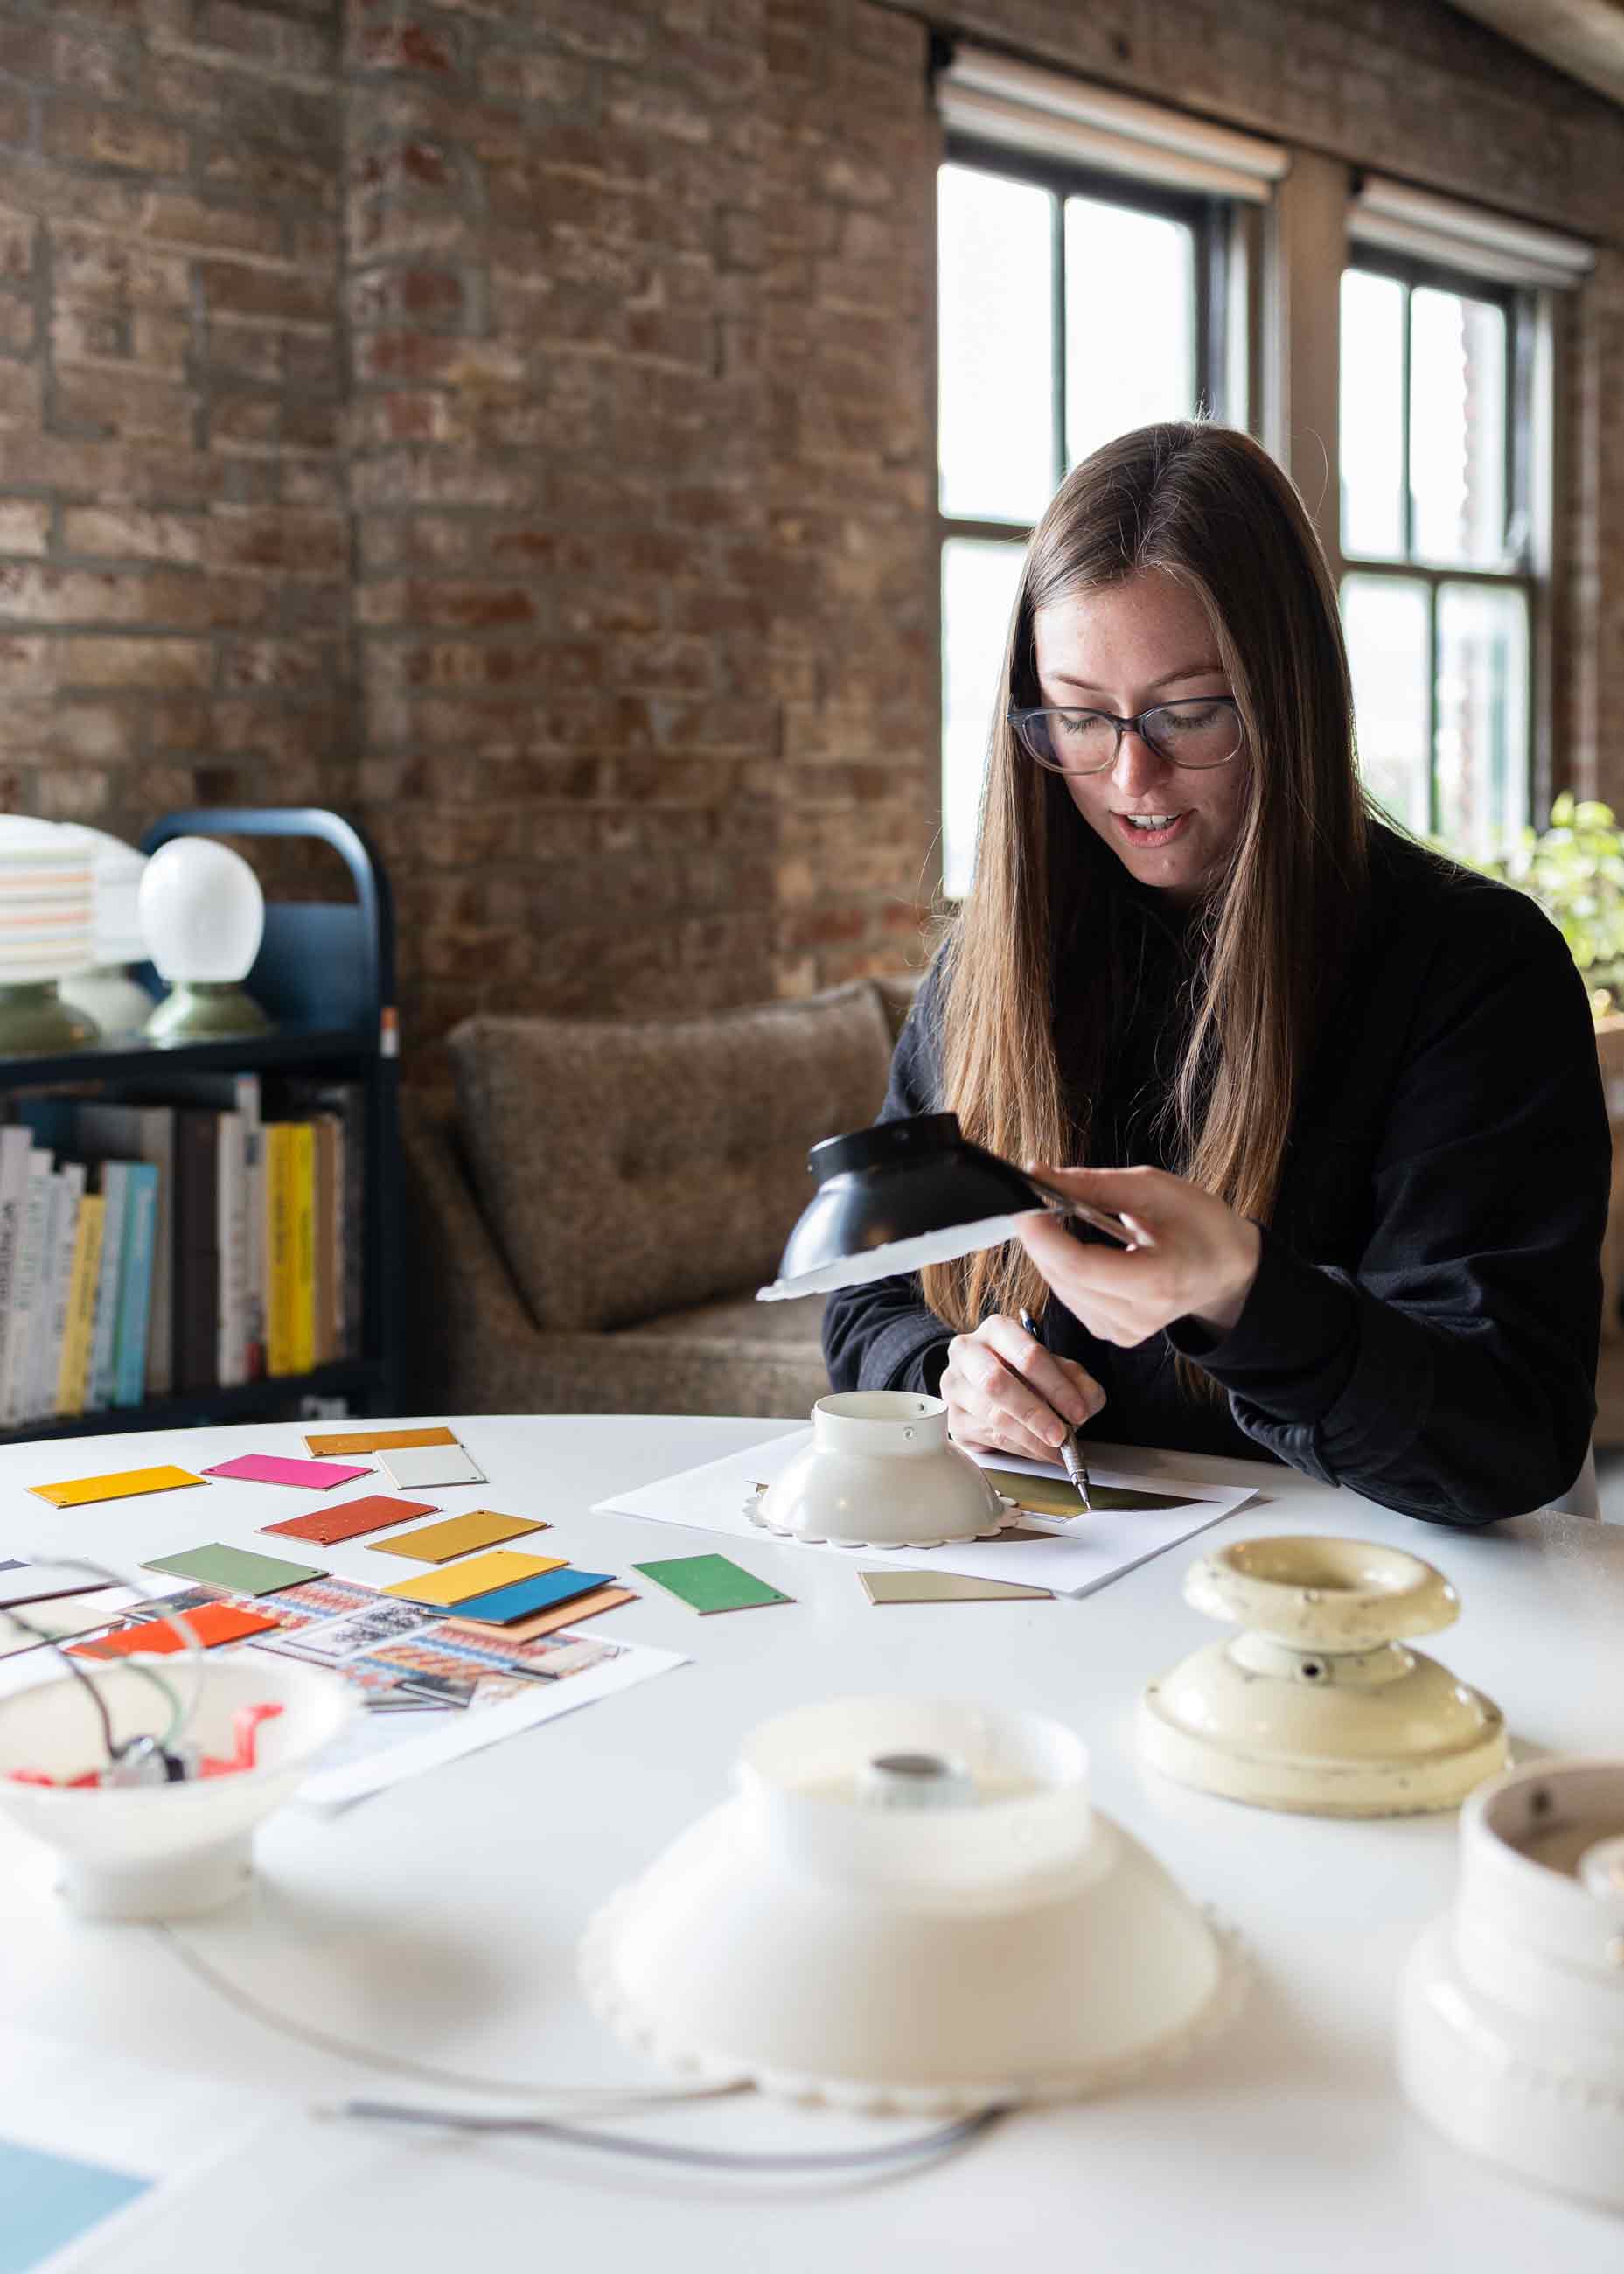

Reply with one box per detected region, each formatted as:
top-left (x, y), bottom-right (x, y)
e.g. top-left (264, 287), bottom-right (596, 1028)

top-left (822, 827), bottom-right (1609, 1529)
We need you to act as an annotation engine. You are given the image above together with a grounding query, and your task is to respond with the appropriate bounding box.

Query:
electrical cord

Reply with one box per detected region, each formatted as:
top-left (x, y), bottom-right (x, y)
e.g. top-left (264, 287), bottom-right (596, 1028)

top-left (151, 1924), bottom-right (1009, 2179)
top-left (150, 1922), bottom-right (745, 2107)
top-left (330, 2096), bottom-right (1010, 2172)
top-left (0, 1560), bottom-right (197, 1765)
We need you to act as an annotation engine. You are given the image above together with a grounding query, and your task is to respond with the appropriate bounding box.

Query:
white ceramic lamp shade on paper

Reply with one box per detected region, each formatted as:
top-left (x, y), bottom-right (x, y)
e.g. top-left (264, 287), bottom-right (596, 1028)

top-left (139, 837), bottom-right (272, 1043)
top-left (0, 1652), bottom-right (354, 1919)
top-left (1398, 1756), bottom-right (1624, 2210)
top-left (59, 827), bottom-right (156, 1041)
top-left (748, 1392), bottom-right (1010, 1550)
top-left (0, 815), bottom-right (101, 1053)
top-left (581, 1696), bottom-right (1242, 2111)
top-left (1138, 1535), bottom-right (1507, 1816)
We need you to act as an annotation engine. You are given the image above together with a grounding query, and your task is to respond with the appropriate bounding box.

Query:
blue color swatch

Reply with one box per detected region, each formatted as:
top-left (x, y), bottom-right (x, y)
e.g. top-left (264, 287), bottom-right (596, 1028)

top-left (0, 2135), bottom-right (149, 2273)
top-left (450, 1566), bottom-right (615, 1625)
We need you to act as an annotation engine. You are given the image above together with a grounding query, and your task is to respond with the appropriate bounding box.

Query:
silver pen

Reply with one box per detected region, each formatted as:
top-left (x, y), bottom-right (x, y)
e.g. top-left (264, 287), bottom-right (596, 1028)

top-left (1017, 1307), bottom-right (1092, 1511)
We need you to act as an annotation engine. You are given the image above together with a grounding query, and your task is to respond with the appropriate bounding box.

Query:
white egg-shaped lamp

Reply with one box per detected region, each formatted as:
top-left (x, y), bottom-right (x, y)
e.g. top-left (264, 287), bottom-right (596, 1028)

top-left (1138, 1535), bottom-right (1507, 1816)
top-left (1398, 1755), bottom-right (1624, 2209)
top-left (139, 837), bottom-right (272, 1043)
top-left (748, 1392), bottom-right (1010, 1549)
top-left (581, 1696), bottom-right (1242, 2111)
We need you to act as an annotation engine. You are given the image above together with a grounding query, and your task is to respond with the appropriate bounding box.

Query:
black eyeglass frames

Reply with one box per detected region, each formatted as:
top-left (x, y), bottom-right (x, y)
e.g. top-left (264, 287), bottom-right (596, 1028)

top-left (1007, 695), bottom-right (1244, 774)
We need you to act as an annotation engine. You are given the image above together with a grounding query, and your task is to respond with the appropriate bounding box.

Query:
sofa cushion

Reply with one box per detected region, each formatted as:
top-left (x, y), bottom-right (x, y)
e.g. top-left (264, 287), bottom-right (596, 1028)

top-left (448, 982), bottom-right (895, 1334)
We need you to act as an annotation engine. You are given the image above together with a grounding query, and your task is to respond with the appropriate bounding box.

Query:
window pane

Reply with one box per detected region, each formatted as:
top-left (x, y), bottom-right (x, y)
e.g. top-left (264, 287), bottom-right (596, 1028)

top-left (1410, 287), bottom-right (1508, 568)
top-left (1064, 197), bottom-right (1195, 466)
top-left (938, 165), bottom-right (1056, 523)
top-left (1436, 582), bottom-right (1529, 861)
top-left (1340, 269), bottom-right (1405, 556)
top-left (1342, 574), bottom-right (1432, 834)
top-left (942, 538), bottom-right (1026, 898)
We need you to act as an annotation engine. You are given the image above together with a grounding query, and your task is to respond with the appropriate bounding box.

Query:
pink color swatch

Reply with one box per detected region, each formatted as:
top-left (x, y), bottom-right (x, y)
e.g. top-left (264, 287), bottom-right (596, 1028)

top-left (204, 1454), bottom-right (373, 1490)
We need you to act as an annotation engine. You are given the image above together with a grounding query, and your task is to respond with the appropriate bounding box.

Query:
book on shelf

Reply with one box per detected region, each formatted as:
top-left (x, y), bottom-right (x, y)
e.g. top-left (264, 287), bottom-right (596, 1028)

top-left (0, 1071), bottom-right (367, 1426)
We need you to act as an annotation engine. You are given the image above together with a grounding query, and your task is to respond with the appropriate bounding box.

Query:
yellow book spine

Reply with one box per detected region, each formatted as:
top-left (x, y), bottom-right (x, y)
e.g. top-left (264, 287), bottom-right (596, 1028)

top-left (289, 1123), bottom-right (316, 1374)
top-left (265, 1126), bottom-right (292, 1378)
top-left (55, 1194), bottom-right (105, 1418)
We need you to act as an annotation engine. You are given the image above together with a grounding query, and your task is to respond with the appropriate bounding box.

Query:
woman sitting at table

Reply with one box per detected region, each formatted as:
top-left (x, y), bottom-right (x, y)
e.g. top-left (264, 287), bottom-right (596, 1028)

top-left (824, 420), bottom-right (1608, 1529)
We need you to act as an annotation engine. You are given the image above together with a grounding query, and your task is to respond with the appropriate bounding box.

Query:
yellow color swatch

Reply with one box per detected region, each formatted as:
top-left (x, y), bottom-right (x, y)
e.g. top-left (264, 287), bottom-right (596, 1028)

top-left (368, 1510), bottom-right (545, 1565)
top-left (29, 1464), bottom-right (206, 1509)
top-left (380, 1550), bottom-right (564, 1607)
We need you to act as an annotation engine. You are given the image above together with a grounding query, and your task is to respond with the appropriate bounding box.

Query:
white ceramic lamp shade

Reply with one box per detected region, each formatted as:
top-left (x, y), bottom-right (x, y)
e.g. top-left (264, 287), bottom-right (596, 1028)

top-left (1138, 1535), bottom-right (1507, 1816)
top-left (581, 1696), bottom-right (1242, 2111)
top-left (139, 838), bottom-right (272, 1043)
top-left (0, 1652), bottom-right (355, 1919)
top-left (749, 1392), bottom-right (1010, 1550)
top-left (1399, 1756), bottom-right (1624, 2210)
top-left (59, 826), bottom-right (155, 1040)
top-left (0, 815), bottom-right (100, 1051)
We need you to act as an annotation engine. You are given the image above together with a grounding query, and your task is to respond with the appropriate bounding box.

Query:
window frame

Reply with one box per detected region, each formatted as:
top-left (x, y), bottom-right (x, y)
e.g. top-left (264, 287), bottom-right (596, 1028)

top-left (1339, 241), bottom-right (1544, 842)
top-left (936, 138), bottom-right (1236, 893)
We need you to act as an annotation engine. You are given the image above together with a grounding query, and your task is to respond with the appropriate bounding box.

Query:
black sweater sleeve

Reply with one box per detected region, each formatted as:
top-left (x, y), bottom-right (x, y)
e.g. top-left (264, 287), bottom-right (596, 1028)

top-left (1166, 887), bottom-right (1608, 1526)
top-left (821, 964), bottom-right (955, 1396)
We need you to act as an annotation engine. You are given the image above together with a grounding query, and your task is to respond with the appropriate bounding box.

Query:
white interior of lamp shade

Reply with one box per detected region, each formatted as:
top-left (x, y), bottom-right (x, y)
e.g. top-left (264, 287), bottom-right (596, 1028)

top-left (757, 1209), bottom-right (1043, 1301)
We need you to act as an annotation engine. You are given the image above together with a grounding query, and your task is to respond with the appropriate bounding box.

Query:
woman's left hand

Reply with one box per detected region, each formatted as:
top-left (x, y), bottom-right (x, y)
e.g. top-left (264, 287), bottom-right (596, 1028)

top-left (1015, 1163), bottom-right (1262, 1346)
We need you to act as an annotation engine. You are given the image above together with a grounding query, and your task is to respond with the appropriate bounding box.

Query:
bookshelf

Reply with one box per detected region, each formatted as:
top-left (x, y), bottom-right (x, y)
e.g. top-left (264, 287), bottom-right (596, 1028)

top-left (0, 807), bottom-right (401, 1442)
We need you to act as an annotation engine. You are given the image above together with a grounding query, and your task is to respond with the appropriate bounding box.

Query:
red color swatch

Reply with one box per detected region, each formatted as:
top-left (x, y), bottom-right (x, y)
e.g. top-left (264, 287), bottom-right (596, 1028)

top-left (71, 1602), bottom-right (279, 1657)
top-left (261, 1494), bottom-right (439, 1547)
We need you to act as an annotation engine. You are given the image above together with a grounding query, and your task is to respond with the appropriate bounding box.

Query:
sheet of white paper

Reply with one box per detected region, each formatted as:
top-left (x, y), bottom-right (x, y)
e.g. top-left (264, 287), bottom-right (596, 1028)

top-left (289, 1639), bottom-right (688, 1809)
top-left (593, 1434), bottom-right (1258, 1599)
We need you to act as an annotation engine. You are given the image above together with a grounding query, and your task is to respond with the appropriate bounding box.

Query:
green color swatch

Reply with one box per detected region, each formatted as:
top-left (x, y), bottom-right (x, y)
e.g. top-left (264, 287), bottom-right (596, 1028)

top-left (631, 1553), bottom-right (791, 1615)
top-left (142, 1542), bottom-right (327, 1596)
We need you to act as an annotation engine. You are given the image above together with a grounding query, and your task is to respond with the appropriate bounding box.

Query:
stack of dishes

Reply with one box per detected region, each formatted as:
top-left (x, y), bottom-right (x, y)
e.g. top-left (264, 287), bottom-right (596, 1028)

top-left (0, 817), bottom-right (100, 1052)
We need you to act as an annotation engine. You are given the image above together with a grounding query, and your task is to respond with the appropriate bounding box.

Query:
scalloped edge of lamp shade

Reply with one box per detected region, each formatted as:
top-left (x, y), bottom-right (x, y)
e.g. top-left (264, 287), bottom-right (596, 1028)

top-left (746, 1392), bottom-right (1015, 1549)
top-left (581, 1881), bottom-right (1248, 2115)
top-left (757, 1208), bottom-right (1047, 1301)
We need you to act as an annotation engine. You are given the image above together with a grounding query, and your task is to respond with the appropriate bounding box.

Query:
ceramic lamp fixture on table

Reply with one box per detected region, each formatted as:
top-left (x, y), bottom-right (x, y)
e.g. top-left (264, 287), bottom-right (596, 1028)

top-left (748, 1391), bottom-right (1011, 1549)
top-left (1138, 1535), bottom-right (1508, 1816)
top-left (0, 816), bottom-right (101, 1053)
top-left (1399, 1755), bottom-right (1624, 2210)
top-left (582, 1696), bottom-right (1242, 2112)
top-left (139, 836), bottom-right (273, 1043)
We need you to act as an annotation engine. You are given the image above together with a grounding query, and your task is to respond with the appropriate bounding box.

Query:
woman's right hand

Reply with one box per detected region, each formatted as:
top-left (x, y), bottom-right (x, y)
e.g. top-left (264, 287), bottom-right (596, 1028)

top-left (938, 1314), bottom-right (1105, 1461)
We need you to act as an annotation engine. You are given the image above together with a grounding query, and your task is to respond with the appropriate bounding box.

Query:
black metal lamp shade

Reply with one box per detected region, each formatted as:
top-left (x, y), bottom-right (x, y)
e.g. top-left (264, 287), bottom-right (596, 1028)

top-left (758, 1112), bottom-right (1113, 1302)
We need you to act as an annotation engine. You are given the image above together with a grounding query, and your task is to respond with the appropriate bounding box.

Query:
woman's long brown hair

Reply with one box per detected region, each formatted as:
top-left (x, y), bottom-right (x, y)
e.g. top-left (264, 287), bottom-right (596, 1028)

top-left (919, 422), bottom-right (1370, 1372)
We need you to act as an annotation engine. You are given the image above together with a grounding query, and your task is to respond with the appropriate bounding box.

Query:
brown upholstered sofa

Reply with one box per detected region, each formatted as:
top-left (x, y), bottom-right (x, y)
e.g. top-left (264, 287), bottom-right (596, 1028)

top-left (402, 978), bottom-right (919, 1418)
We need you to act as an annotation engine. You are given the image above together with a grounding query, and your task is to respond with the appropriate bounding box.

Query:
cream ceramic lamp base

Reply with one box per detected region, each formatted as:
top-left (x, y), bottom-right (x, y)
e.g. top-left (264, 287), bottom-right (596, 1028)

top-left (1139, 1535), bottom-right (1507, 1817)
top-left (749, 1392), bottom-right (1010, 1550)
top-left (1399, 1756), bottom-right (1624, 2209)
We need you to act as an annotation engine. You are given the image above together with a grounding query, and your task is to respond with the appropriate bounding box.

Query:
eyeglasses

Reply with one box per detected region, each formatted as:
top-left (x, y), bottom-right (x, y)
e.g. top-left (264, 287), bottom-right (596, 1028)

top-left (1007, 695), bottom-right (1244, 774)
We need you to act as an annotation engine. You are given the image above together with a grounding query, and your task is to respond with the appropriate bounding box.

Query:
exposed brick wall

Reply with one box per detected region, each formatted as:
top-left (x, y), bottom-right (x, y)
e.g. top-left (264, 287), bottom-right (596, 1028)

top-left (3, 0), bottom-right (1624, 1069)
top-left (0, 0), bottom-right (353, 839)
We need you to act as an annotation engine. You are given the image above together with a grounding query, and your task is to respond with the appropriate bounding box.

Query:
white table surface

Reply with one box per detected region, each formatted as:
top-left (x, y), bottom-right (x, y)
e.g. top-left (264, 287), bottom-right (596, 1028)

top-left (1, 1411), bottom-right (1621, 2269)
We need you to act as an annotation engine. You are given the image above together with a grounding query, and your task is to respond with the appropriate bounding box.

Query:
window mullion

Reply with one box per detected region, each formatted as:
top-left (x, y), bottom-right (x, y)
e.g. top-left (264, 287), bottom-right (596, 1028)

top-left (1401, 282), bottom-right (1415, 562)
top-left (1051, 190), bottom-right (1067, 485)
top-left (1427, 575), bottom-right (1441, 837)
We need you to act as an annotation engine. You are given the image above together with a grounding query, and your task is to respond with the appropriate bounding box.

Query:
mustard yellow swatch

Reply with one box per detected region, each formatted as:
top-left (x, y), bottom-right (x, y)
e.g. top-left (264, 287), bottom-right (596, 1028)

top-left (369, 1510), bottom-right (545, 1565)
top-left (304, 1425), bottom-right (458, 1457)
top-left (29, 1464), bottom-right (206, 1509)
top-left (380, 1550), bottom-right (564, 1606)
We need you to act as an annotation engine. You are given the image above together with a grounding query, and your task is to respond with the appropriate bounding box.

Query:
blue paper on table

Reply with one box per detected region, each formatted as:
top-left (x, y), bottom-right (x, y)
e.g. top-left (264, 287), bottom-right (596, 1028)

top-left (450, 1566), bottom-right (616, 1625)
top-left (0, 2134), bottom-right (149, 2273)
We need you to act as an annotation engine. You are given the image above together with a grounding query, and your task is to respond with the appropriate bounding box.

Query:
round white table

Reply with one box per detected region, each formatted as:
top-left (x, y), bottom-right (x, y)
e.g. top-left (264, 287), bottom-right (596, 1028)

top-left (1, 1411), bottom-right (1621, 2269)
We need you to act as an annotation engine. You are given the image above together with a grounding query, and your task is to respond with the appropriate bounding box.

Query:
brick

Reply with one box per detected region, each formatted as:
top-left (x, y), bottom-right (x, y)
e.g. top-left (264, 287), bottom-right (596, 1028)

top-left (0, 297), bottom-right (33, 355)
top-left (0, 500), bottom-right (50, 555)
top-left (31, 768), bottom-right (114, 821)
top-left (346, 262), bottom-right (471, 329)
top-left (54, 366), bottom-right (195, 446)
top-left (53, 637), bottom-right (211, 689)
top-left (61, 506), bottom-right (202, 563)
top-left (190, 2), bottom-right (338, 79)
top-left (0, 359), bottom-right (40, 426)
top-left (45, 101), bottom-right (190, 178)
top-left (354, 19), bottom-right (464, 77)
top-left (139, 192), bottom-right (286, 260)
top-left (50, 227), bottom-right (189, 307)
top-left (197, 258), bottom-right (332, 325)
top-left (0, 87), bottom-right (29, 151)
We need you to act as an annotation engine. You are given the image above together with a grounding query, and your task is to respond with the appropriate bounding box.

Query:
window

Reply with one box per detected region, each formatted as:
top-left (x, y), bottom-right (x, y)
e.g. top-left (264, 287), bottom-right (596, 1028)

top-left (937, 150), bottom-right (1222, 896)
top-left (1339, 255), bottom-right (1537, 861)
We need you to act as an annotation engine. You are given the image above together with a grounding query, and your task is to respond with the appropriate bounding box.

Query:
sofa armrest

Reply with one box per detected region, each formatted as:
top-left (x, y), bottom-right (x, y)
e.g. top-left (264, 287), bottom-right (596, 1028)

top-left (401, 1095), bottom-right (541, 1410)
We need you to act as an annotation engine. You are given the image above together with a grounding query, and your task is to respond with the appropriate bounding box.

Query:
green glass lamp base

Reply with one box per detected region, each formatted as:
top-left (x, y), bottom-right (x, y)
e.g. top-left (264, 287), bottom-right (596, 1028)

top-left (0, 981), bottom-right (101, 1055)
top-left (144, 980), bottom-right (274, 1044)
